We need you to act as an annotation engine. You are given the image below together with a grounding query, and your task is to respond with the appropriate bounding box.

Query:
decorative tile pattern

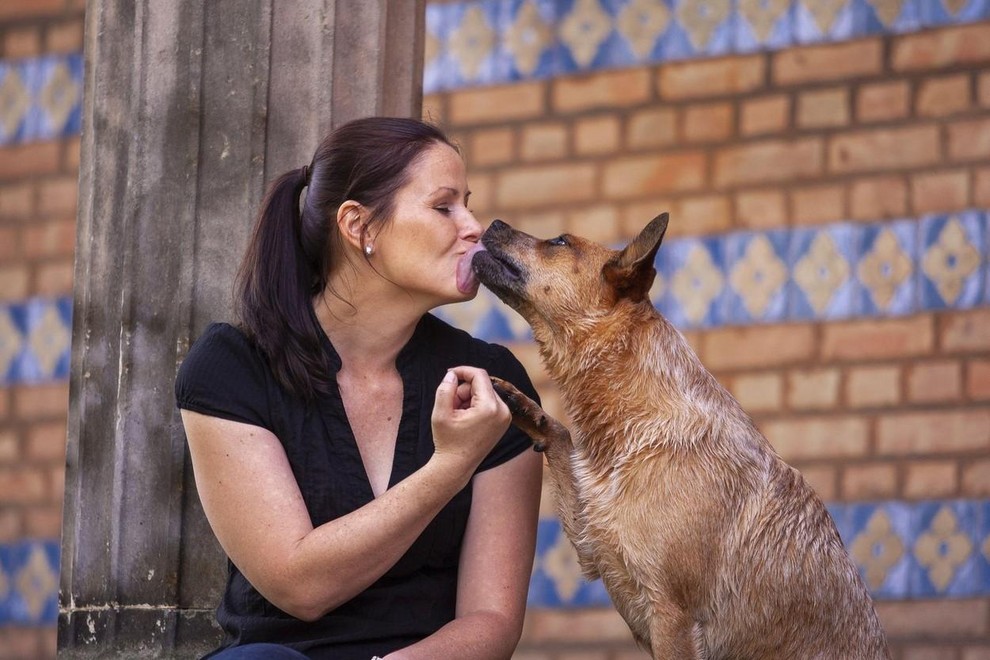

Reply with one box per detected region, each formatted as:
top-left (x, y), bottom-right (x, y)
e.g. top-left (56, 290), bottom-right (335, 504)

top-left (436, 209), bottom-right (990, 339)
top-left (528, 499), bottom-right (990, 607)
top-left (0, 297), bottom-right (73, 386)
top-left (0, 541), bottom-right (59, 625)
top-left (423, 0), bottom-right (990, 93)
top-left (0, 53), bottom-right (82, 146)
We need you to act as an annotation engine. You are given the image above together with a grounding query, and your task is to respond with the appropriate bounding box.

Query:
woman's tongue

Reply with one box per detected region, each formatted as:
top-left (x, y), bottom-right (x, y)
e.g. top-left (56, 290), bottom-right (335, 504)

top-left (456, 243), bottom-right (487, 293)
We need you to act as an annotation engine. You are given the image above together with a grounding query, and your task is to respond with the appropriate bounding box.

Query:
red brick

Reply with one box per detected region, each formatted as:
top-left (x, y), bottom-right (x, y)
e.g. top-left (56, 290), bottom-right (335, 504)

top-left (2, 26), bottom-right (42, 58)
top-left (877, 599), bottom-right (989, 638)
top-left (740, 95), bottom-right (789, 136)
top-left (659, 55), bottom-right (765, 100)
top-left (0, 182), bottom-right (36, 218)
top-left (0, 227), bottom-right (17, 260)
top-left (469, 127), bottom-right (514, 167)
top-left (796, 87), bottom-right (850, 129)
top-left (911, 170), bottom-right (970, 215)
top-left (622, 199), bottom-right (677, 238)
top-left (603, 152), bottom-right (707, 199)
top-left (903, 647), bottom-right (963, 660)
top-left (0, 509), bottom-right (21, 542)
top-left (940, 309), bottom-right (990, 353)
top-left (0, 265), bottom-right (30, 301)
top-left (468, 173), bottom-right (493, 215)
top-left (968, 359), bottom-right (990, 400)
top-left (702, 324), bottom-right (815, 371)
top-left (714, 138), bottom-right (822, 188)
top-left (822, 316), bottom-right (934, 361)
top-left (846, 365), bottom-right (901, 409)
top-left (676, 195), bottom-right (732, 236)
top-left (774, 39), bottom-right (883, 85)
top-left (799, 465), bottom-right (838, 501)
top-left (25, 421), bottom-right (67, 462)
top-left (46, 18), bottom-right (85, 54)
top-left (626, 108), bottom-right (677, 150)
top-left (877, 409), bottom-right (990, 455)
top-left (948, 118), bottom-right (990, 162)
top-left (903, 460), bottom-right (958, 499)
top-left (729, 373), bottom-right (783, 412)
top-left (0, 0), bottom-right (63, 21)
top-left (449, 82), bottom-right (544, 126)
top-left (976, 168), bottom-right (990, 207)
top-left (0, 467), bottom-right (47, 503)
top-left (0, 628), bottom-right (43, 659)
top-left (519, 123), bottom-right (567, 162)
top-left (566, 205), bottom-right (620, 245)
top-left (553, 69), bottom-right (651, 113)
top-left (906, 360), bottom-right (962, 403)
top-left (735, 189), bottom-right (787, 230)
top-left (857, 80), bottom-right (910, 123)
top-left (962, 458), bottom-right (990, 496)
top-left (524, 608), bottom-right (639, 644)
top-left (574, 115), bottom-right (620, 155)
top-left (25, 504), bottom-right (63, 537)
top-left (763, 416), bottom-right (870, 463)
top-left (36, 260), bottom-right (75, 296)
top-left (892, 23), bottom-right (990, 71)
top-left (791, 184), bottom-right (846, 226)
top-left (20, 217), bottom-right (77, 258)
top-left (916, 73), bottom-right (972, 118)
top-left (495, 163), bottom-right (596, 210)
top-left (829, 126), bottom-right (940, 174)
top-left (964, 647), bottom-right (990, 660)
top-left (64, 135), bottom-right (82, 171)
top-left (422, 94), bottom-right (444, 125)
top-left (0, 430), bottom-right (19, 463)
top-left (12, 383), bottom-right (69, 420)
top-left (787, 368), bottom-right (840, 410)
top-left (849, 175), bottom-right (908, 221)
top-left (0, 142), bottom-right (60, 179)
top-left (683, 102), bottom-right (734, 143)
top-left (842, 463), bottom-right (897, 500)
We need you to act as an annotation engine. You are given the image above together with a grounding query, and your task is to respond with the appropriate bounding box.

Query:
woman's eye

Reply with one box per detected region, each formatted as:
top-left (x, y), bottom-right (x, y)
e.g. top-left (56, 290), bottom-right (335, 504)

top-left (435, 206), bottom-right (451, 215)
top-left (548, 235), bottom-right (569, 246)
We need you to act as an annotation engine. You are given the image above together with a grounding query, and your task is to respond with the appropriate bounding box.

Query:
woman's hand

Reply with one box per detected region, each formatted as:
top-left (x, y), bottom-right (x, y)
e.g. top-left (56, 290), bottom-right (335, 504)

top-left (430, 366), bottom-right (512, 472)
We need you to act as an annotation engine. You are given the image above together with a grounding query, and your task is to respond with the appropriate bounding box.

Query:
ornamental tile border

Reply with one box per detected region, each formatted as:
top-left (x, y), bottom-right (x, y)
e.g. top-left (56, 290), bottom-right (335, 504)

top-left (424, 0), bottom-right (990, 94)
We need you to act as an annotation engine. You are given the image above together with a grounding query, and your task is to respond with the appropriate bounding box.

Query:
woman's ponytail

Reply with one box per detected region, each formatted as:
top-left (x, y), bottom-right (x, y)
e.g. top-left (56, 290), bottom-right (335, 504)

top-left (236, 166), bottom-right (331, 400)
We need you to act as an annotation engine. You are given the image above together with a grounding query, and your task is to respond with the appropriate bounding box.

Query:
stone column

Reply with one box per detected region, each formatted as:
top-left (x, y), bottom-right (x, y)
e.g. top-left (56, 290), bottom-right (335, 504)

top-left (58, 1), bottom-right (424, 656)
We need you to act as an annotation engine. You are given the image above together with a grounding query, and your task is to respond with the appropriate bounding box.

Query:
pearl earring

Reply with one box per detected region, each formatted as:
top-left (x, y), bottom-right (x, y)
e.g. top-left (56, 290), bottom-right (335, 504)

top-left (364, 244), bottom-right (373, 256)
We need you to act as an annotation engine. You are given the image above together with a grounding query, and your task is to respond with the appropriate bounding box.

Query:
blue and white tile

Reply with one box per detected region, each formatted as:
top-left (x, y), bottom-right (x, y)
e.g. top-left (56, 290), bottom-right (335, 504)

top-left (920, 0), bottom-right (990, 27)
top-left (667, 0), bottom-right (735, 57)
top-left (723, 229), bottom-right (790, 325)
top-left (734, 0), bottom-right (795, 53)
top-left (845, 501), bottom-right (913, 599)
top-left (859, 0), bottom-right (925, 34)
top-left (918, 211), bottom-right (985, 311)
top-left (856, 219), bottom-right (918, 317)
top-left (909, 500), bottom-right (984, 598)
top-left (657, 235), bottom-right (727, 329)
top-left (793, 0), bottom-right (859, 44)
top-left (788, 223), bottom-right (861, 321)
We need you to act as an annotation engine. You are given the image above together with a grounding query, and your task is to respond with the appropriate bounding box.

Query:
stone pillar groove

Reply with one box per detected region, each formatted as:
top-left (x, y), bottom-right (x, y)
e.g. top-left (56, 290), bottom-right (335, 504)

top-left (59, 1), bottom-right (425, 656)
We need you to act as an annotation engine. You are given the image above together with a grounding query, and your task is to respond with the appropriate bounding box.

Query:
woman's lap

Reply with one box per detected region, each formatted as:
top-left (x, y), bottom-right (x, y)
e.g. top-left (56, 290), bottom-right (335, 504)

top-left (211, 642), bottom-right (310, 659)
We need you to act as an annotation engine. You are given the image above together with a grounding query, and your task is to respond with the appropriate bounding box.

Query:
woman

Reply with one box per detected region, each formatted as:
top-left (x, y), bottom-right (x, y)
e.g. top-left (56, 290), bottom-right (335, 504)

top-left (175, 117), bottom-right (543, 659)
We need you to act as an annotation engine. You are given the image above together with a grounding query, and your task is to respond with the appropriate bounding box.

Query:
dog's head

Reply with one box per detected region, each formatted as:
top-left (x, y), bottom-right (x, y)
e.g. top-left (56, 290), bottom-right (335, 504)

top-left (472, 213), bottom-right (669, 340)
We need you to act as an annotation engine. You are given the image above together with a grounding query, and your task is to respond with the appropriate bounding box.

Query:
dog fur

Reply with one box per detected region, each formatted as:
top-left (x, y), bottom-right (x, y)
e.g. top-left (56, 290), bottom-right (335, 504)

top-left (476, 214), bottom-right (890, 659)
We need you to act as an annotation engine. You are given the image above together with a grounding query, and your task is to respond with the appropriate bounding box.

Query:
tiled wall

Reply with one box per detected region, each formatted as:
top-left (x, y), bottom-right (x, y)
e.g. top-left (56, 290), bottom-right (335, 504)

top-left (0, 0), bottom-right (990, 657)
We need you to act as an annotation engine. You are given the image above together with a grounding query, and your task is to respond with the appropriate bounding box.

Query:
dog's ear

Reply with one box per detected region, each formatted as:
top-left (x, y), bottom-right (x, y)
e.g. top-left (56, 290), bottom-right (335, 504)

top-left (602, 213), bottom-right (669, 302)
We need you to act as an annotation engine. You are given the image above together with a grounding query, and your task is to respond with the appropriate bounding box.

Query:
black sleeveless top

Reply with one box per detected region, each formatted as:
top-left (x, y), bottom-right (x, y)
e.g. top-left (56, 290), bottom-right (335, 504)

top-left (174, 314), bottom-right (537, 659)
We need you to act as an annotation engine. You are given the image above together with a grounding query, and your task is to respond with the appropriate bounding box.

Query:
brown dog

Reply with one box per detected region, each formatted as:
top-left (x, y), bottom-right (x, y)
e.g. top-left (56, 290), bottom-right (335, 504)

top-left (476, 214), bottom-right (890, 659)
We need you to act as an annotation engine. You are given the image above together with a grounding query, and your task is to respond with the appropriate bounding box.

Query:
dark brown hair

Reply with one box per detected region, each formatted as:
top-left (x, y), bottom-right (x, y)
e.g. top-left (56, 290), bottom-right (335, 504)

top-left (236, 117), bottom-right (456, 400)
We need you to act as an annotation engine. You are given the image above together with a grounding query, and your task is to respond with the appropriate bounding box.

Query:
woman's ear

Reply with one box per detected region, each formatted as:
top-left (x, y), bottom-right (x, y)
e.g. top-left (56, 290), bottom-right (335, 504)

top-left (336, 200), bottom-right (367, 252)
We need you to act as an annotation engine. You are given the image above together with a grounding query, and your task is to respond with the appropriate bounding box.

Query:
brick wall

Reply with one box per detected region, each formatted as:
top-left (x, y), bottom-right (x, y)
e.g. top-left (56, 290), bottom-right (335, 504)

top-left (2, 0), bottom-right (990, 658)
top-left (426, 19), bottom-right (990, 660)
top-left (0, 1), bottom-right (83, 657)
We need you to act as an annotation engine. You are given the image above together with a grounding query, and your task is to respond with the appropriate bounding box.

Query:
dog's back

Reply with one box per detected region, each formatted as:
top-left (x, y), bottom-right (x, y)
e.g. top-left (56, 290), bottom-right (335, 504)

top-left (475, 214), bottom-right (890, 659)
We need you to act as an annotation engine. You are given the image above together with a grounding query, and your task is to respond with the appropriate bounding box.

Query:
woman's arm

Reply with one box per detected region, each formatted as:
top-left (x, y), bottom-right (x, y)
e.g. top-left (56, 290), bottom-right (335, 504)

top-left (384, 445), bottom-right (543, 659)
top-left (181, 366), bottom-right (511, 621)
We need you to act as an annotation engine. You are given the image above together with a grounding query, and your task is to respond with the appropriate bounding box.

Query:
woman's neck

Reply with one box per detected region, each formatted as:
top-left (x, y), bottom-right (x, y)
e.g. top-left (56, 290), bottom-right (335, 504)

top-left (314, 283), bottom-right (422, 374)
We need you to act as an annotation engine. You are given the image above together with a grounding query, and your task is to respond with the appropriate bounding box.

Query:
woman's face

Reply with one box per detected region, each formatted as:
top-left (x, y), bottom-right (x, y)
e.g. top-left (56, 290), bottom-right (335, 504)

top-left (372, 142), bottom-right (482, 308)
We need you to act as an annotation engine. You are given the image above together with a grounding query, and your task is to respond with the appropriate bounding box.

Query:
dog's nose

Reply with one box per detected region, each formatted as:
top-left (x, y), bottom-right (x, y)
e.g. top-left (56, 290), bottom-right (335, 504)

top-left (488, 219), bottom-right (510, 232)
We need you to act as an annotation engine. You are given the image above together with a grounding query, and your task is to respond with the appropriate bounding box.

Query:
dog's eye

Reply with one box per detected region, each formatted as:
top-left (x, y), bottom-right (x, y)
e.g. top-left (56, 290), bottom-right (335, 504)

top-left (548, 235), bottom-right (569, 247)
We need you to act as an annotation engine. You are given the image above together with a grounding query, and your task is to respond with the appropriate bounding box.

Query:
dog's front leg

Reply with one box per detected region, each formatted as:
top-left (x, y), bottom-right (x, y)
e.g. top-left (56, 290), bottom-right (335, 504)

top-left (649, 601), bottom-right (702, 660)
top-left (491, 377), bottom-right (599, 579)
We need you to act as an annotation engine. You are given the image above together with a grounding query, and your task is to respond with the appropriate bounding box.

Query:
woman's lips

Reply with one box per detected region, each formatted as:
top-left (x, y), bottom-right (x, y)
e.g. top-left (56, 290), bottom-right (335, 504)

top-left (456, 243), bottom-right (487, 293)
